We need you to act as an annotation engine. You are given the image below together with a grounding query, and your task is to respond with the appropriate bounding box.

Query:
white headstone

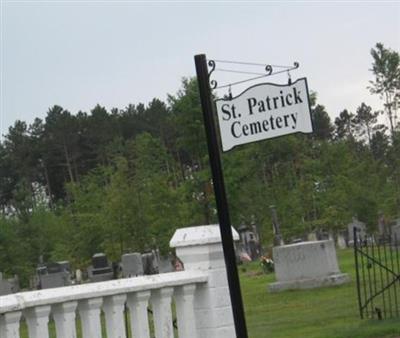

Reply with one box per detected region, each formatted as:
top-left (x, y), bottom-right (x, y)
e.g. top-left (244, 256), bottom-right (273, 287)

top-left (337, 233), bottom-right (347, 249)
top-left (307, 232), bottom-right (317, 241)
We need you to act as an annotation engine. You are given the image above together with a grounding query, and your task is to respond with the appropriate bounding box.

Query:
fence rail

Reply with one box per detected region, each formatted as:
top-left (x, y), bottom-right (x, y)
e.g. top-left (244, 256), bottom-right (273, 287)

top-left (0, 271), bottom-right (207, 338)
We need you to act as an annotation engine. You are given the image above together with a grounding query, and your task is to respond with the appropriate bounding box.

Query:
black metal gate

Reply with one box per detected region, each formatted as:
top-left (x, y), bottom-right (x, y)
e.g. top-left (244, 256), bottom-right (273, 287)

top-left (354, 228), bottom-right (400, 319)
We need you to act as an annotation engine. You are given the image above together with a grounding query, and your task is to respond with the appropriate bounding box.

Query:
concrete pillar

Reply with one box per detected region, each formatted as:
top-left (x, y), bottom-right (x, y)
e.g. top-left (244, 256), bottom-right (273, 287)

top-left (170, 224), bottom-right (238, 338)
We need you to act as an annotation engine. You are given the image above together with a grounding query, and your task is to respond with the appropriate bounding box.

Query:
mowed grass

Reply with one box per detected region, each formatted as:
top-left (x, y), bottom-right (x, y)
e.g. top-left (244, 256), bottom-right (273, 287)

top-left (241, 249), bottom-right (400, 338)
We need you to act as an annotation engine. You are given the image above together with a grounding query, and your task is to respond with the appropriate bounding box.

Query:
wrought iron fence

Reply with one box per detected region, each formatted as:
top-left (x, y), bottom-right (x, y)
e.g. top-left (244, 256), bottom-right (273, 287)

top-left (354, 227), bottom-right (400, 319)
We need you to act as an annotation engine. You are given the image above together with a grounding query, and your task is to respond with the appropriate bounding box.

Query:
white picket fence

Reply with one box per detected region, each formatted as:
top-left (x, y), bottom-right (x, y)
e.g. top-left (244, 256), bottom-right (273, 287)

top-left (0, 225), bottom-right (238, 338)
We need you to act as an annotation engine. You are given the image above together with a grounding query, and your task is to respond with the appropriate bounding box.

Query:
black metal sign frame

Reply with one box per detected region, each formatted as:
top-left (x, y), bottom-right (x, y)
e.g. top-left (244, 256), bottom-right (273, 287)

top-left (195, 54), bottom-right (248, 338)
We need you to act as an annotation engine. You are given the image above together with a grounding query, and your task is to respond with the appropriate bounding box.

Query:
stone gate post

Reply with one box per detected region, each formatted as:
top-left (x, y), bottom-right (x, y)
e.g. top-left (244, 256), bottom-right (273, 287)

top-left (170, 224), bottom-right (239, 338)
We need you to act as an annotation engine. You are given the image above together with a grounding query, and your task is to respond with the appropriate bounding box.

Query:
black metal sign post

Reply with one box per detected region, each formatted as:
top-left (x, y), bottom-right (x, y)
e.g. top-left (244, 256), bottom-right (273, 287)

top-left (194, 54), bottom-right (248, 338)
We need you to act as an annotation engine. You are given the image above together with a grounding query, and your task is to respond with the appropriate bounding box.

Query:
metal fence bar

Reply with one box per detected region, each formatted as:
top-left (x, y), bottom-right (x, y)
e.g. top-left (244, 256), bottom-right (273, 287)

top-left (365, 238), bottom-right (375, 317)
top-left (371, 237), bottom-right (379, 319)
top-left (395, 234), bottom-right (400, 280)
top-left (396, 234), bottom-right (399, 312)
top-left (389, 236), bottom-right (399, 317)
top-left (354, 227), bottom-right (364, 319)
top-left (377, 238), bottom-right (387, 318)
top-left (383, 238), bottom-right (393, 318)
top-left (360, 238), bottom-right (368, 316)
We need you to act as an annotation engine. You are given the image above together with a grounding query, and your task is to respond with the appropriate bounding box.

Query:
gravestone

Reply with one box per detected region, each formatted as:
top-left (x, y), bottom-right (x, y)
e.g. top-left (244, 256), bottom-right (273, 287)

top-left (89, 253), bottom-right (113, 283)
top-left (38, 262), bottom-right (71, 289)
top-left (142, 251), bottom-right (159, 275)
top-left (378, 212), bottom-right (388, 238)
top-left (316, 229), bottom-right (330, 241)
top-left (158, 257), bottom-right (174, 273)
top-left (75, 269), bottom-right (82, 284)
top-left (0, 272), bottom-right (12, 296)
top-left (347, 217), bottom-right (366, 246)
top-left (391, 219), bottom-right (400, 246)
top-left (0, 273), bottom-right (19, 296)
top-left (237, 223), bottom-right (260, 260)
top-left (93, 253), bottom-right (108, 269)
top-left (337, 231), bottom-right (347, 249)
top-left (58, 261), bottom-right (71, 274)
top-left (307, 232), bottom-right (317, 242)
top-left (121, 253), bottom-right (144, 277)
top-left (268, 240), bottom-right (350, 292)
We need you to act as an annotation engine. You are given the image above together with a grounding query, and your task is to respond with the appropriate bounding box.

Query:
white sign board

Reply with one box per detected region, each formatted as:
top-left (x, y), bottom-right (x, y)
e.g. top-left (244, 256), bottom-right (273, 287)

top-left (215, 78), bottom-right (313, 152)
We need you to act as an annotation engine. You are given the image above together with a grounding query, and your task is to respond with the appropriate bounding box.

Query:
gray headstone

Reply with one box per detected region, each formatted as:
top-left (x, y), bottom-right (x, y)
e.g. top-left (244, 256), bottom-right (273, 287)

top-left (347, 217), bottom-right (366, 245)
top-left (10, 275), bottom-right (19, 293)
top-left (38, 262), bottom-right (71, 289)
top-left (37, 266), bottom-right (47, 275)
top-left (268, 240), bottom-right (350, 292)
top-left (378, 213), bottom-right (388, 237)
top-left (391, 224), bottom-right (400, 246)
top-left (142, 252), bottom-right (159, 275)
top-left (248, 237), bottom-right (259, 260)
top-left (158, 258), bottom-right (174, 273)
top-left (58, 261), bottom-right (71, 273)
top-left (0, 279), bottom-right (13, 296)
top-left (39, 272), bottom-right (70, 289)
top-left (237, 223), bottom-right (261, 260)
top-left (0, 273), bottom-right (18, 296)
top-left (89, 269), bottom-right (113, 283)
top-left (121, 253), bottom-right (144, 277)
top-left (46, 262), bottom-right (62, 274)
top-left (317, 230), bottom-right (330, 241)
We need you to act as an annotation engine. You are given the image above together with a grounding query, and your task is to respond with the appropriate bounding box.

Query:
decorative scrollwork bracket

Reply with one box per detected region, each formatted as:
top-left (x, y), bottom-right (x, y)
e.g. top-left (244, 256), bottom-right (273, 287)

top-left (208, 60), bottom-right (217, 89)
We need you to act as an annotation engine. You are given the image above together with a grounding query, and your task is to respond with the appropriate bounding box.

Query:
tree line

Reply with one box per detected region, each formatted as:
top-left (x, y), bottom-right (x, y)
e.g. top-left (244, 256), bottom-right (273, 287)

top-left (0, 43), bottom-right (399, 286)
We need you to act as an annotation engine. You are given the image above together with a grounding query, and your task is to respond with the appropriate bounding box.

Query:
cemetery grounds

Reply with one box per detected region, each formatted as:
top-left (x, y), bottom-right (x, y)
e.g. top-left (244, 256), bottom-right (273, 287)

top-left (16, 249), bottom-right (400, 338)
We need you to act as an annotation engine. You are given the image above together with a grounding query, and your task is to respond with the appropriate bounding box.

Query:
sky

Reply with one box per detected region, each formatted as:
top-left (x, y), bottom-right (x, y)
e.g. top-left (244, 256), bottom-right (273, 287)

top-left (1, 1), bottom-right (399, 140)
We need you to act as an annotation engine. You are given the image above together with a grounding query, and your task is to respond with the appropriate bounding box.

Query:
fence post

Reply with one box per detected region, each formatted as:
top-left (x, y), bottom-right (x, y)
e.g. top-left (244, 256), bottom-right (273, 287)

top-left (170, 224), bottom-right (239, 338)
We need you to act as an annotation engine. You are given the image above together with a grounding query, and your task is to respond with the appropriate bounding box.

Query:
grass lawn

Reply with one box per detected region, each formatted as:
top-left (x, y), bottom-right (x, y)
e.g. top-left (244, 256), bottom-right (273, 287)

top-left (241, 249), bottom-right (400, 338)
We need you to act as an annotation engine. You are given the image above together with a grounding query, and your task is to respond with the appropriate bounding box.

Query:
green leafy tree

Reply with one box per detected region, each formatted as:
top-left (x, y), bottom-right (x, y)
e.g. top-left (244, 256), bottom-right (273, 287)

top-left (334, 109), bottom-right (356, 141)
top-left (353, 103), bottom-right (381, 146)
top-left (369, 43), bottom-right (400, 136)
top-left (370, 130), bottom-right (389, 162)
top-left (311, 105), bottom-right (334, 140)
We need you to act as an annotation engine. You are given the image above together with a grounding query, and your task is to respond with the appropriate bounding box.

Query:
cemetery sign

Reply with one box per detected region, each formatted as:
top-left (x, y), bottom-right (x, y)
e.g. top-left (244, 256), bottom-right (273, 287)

top-left (215, 78), bottom-right (313, 151)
